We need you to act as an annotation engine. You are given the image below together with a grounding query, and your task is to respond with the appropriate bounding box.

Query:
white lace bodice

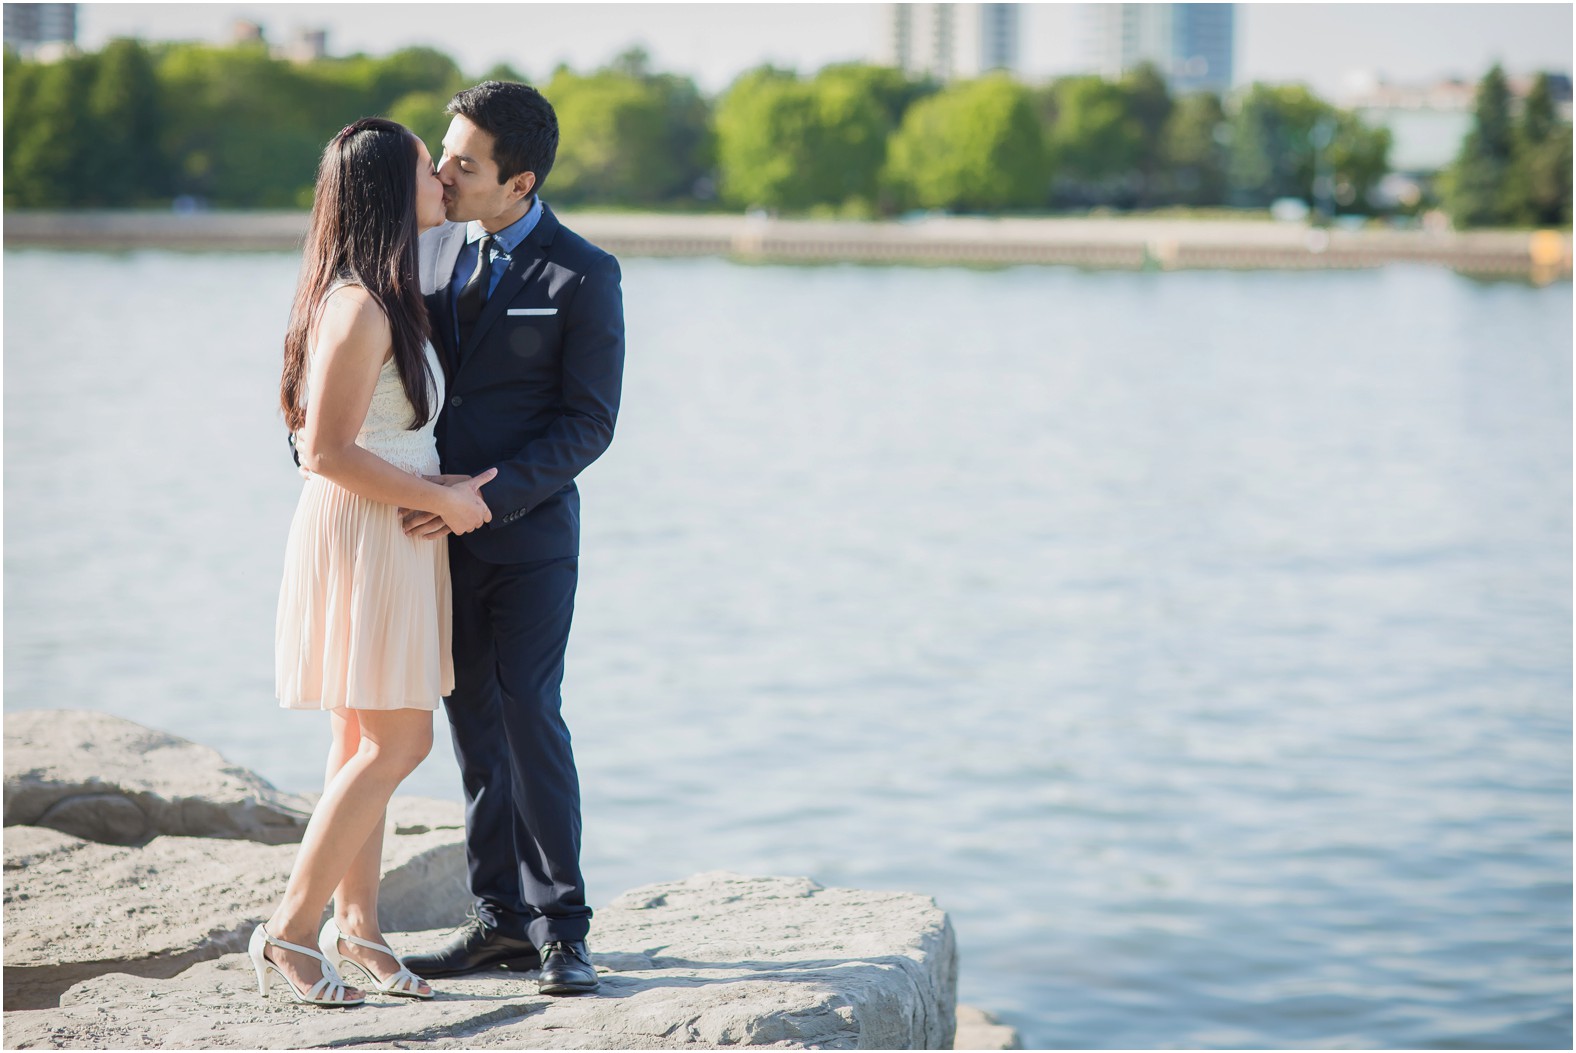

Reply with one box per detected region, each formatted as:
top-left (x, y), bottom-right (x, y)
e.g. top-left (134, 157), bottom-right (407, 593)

top-left (298, 341), bottom-right (444, 477)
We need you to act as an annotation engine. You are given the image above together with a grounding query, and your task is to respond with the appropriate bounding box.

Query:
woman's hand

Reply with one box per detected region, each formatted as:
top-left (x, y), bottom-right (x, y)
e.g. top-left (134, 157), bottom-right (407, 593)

top-left (434, 468), bottom-right (498, 536)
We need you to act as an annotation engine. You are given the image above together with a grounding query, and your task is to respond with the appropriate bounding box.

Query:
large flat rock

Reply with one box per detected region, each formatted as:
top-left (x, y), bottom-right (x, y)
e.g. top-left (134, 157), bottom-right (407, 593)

top-left (3, 798), bottom-right (468, 1011)
top-left (953, 1005), bottom-right (1022, 1050)
top-left (4, 711), bottom-right (313, 846)
top-left (5, 872), bottom-right (957, 1049)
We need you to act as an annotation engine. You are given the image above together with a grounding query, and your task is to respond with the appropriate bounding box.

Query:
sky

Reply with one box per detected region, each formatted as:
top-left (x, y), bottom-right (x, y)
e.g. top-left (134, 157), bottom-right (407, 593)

top-left (78, 2), bottom-right (1575, 98)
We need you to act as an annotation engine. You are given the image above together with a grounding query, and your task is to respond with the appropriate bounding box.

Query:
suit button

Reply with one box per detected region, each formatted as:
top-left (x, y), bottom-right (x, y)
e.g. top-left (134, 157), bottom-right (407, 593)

top-left (450, 395), bottom-right (463, 407)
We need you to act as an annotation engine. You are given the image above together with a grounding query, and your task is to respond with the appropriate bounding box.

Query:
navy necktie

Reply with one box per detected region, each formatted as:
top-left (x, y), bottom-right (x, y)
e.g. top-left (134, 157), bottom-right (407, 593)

top-left (455, 234), bottom-right (495, 350)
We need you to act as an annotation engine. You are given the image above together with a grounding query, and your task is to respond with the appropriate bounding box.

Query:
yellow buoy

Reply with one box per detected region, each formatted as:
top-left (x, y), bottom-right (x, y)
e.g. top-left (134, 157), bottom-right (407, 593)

top-left (1529, 229), bottom-right (1567, 268)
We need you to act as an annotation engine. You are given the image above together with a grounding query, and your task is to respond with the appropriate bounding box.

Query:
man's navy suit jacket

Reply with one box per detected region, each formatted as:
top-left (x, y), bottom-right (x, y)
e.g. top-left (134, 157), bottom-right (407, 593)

top-left (419, 204), bottom-right (625, 565)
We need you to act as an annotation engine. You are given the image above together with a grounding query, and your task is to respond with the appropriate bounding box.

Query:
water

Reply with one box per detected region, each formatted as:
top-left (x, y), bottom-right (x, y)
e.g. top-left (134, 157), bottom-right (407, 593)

top-left (5, 250), bottom-right (1570, 1049)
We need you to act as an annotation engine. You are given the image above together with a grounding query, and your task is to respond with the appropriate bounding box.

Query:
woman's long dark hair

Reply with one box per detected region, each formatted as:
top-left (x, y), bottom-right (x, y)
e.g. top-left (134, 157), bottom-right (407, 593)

top-left (281, 117), bottom-right (434, 433)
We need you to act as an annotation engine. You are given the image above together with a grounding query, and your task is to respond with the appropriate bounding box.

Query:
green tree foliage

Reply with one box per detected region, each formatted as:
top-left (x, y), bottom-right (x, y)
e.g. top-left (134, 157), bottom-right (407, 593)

top-left (87, 39), bottom-right (167, 204)
top-left (156, 44), bottom-right (336, 206)
top-left (546, 59), bottom-right (713, 206)
top-left (1225, 83), bottom-right (1326, 204)
top-left (1122, 63), bottom-right (1174, 204)
top-left (1517, 123), bottom-right (1574, 227)
top-left (4, 39), bottom-right (1560, 221)
top-left (365, 47), bottom-right (465, 111)
top-left (6, 51), bottom-right (99, 206)
top-left (711, 67), bottom-right (798, 208)
top-left (816, 62), bottom-right (938, 130)
top-left (885, 74), bottom-right (1044, 211)
top-left (801, 67), bottom-right (892, 210)
top-left (716, 65), bottom-right (896, 212)
top-left (1502, 73), bottom-right (1572, 227)
top-left (1040, 75), bottom-right (1144, 205)
top-left (1160, 91), bottom-right (1230, 205)
top-left (4, 41), bottom-right (466, 209)
top-left (1224, 82), bottom-right (1389, 212)
top-left (479, 62), bottom-right (528, 84)
top-left (387, 90), bottom-right (454, 157)
top-left (1326, 112), bottom-right (1391, 212)
top-left (1441, 65), bottom-right (1518, 227)
top-left (1519, 72), bottom-right (1558, 145)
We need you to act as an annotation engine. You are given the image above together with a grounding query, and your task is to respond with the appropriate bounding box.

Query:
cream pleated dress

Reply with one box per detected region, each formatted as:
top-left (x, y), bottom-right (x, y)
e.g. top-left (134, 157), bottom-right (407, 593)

top-left (275, 325), bottom-right (453, 712)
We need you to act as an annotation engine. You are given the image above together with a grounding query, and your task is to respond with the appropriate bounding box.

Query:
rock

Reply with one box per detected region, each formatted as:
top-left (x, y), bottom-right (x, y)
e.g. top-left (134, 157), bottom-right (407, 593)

top-left (2, 798), bottom-right (470, 1011)
top-left (4, 711), bottom-right (313, 846)
top-left (364, 797), bottom-right (470, 933)
top-left (953, 1005), bottom-right (1022, 1050)
top-left (5, 872), bottom-right (958, 1049)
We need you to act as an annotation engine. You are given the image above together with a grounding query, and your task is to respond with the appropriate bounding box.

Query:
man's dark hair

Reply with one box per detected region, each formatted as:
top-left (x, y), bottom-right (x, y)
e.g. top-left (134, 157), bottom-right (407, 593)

top-left (446, 81), bottom-right (559, 194)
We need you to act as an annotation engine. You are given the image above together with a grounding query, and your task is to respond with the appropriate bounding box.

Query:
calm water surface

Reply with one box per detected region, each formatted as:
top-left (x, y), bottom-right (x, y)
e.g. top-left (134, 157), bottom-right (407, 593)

top-left (5, 250), bottom-right (1570, 1049)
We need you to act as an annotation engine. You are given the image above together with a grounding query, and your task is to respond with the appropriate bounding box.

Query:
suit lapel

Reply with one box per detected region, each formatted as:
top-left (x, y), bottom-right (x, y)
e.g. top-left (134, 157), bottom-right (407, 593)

top-left (457, 204), bottom-right (561, 365)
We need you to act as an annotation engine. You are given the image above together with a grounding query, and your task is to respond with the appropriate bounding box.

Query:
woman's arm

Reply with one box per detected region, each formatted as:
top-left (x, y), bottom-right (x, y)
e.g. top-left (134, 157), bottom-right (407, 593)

top-left (298, 286), bottom-right (493, 533)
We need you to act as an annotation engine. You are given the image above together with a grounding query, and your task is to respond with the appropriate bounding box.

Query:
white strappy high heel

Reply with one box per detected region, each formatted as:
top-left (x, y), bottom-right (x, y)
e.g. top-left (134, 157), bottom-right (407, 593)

top-left (248, 923), bottom-right (365, 1007)
top-left (319, 918), bottom-right (434, 999)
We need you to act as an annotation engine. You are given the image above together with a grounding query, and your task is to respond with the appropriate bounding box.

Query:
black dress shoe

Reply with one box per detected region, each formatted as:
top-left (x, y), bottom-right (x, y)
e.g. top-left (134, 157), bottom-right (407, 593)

top-left (402, 916), bottom-right (541, 978)
top-left (538, 940), bottom-right (599, 995)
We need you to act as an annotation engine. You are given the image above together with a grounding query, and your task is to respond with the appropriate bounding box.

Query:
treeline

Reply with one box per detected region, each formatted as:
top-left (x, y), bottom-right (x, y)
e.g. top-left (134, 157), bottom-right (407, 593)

top-left (3, 40), bottom-right (1570, 227)
top-left (1441, 65), bottom-right (1572, 228)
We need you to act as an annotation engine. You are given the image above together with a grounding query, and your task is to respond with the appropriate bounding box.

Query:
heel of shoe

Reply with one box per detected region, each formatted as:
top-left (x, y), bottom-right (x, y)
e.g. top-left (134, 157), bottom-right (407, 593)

top-left (317, 918), bottom-right (342, 974)
top-left (248, 925), bottom-right (273, 998)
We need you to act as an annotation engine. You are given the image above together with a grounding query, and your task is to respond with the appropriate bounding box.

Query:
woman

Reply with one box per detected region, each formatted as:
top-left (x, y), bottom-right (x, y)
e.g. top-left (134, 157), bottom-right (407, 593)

top-left (254, 117), bottom-right (494, 1007)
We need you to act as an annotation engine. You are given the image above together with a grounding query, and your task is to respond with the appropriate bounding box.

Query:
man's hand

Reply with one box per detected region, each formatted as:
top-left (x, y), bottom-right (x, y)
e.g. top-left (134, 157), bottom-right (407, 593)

top-left (400, 474), bottom-right (475, 539)
top-left (402, 508), bottom-right (451, 539)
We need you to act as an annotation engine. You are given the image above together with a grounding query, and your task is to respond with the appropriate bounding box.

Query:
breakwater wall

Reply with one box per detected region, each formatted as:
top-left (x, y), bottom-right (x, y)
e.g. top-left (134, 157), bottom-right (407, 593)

top-left (5, 209), bottom-right (1570, 277)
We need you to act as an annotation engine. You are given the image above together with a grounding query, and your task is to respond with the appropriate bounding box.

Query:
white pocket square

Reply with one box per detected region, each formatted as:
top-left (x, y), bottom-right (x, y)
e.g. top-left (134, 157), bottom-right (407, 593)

top-left (508, 307), bottom-right (558, 316)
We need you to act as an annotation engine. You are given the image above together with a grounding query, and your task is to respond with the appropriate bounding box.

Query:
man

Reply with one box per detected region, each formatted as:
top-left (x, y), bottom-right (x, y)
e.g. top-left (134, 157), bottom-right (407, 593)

top-left (399, 81), bottom-right (624, 997)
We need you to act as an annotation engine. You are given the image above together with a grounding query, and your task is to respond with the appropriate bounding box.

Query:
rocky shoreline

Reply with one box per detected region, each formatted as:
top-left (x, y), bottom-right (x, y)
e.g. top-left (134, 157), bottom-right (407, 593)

top-left (5, 208), bottom-right (1570, 277)
top-left (2, 711), bottom-right (1019, 1049)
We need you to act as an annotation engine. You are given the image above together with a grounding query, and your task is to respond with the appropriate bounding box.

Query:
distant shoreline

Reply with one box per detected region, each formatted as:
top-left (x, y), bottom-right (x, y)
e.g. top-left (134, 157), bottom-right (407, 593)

top-left (5, 209), bottom-right (1570, 277)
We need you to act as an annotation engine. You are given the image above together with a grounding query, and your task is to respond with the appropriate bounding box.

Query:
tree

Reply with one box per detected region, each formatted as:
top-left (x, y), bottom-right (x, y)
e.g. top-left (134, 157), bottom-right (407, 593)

top-left (809, 64), bottom-right (934, 212)
top-left (157, 44), bottom-right (341, 206)
top-left (1225, 82), bottom-right (1327, 205)
top-left (388, 90), bottom-right (454, 156)
top-left (479, 62), bottom-right (527, 84)
top-left (1503, 73), bottom-right (1572, 227)
top-left (367, 47), bottom-right (464, 112)
top-left (86, 38), bottom-right (168, 205)
top-left (815, 62), bottom-right (937, 130)
top-left (1441, 65), bottom-right (1518, 227)
top-left (716, 66), bottom-right (893, 212)
top-left (804, 68), bottom-right (892, 209)
top-left (6, 53), bottom-right (100, 206)
top-left (1160, 91), bottom-right (1229, 205)
top-left (1041, 75), bottom-right (1144, 206)
top-left (884, 74), bottom-right (1045, 212)
top-left (1520, 71), bottom-right (1558, 146)
top-left (1326, 111), bottom-right (1391, 213)
top-left (546, 65), bottom-right (713, 205)
top-left (4, 49), bottom-right (42, 205)
top-left (1122, 63), bottom-right (1173, 204)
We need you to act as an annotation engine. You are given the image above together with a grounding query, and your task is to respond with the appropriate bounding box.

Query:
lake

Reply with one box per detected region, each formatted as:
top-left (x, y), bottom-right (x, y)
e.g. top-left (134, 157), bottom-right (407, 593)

top-left (4, 249), bottom-right (1570, 1049)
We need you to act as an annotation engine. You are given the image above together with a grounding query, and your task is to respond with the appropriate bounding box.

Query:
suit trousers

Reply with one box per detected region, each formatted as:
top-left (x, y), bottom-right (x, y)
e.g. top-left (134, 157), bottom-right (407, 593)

top-left (443, 540), bottom-right (591, 947)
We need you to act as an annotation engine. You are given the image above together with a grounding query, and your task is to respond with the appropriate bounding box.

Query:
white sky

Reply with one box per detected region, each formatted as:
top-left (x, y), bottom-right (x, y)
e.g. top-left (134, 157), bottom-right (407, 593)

top-left (78, 2), bottom-right (1575, 97)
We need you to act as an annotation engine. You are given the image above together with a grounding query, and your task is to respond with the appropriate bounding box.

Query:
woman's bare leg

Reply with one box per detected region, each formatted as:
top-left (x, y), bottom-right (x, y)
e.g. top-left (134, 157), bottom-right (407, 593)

top-left (318, 712), bottom-right (428, 991)
top-left (263, 707), bottom-right (433, 998)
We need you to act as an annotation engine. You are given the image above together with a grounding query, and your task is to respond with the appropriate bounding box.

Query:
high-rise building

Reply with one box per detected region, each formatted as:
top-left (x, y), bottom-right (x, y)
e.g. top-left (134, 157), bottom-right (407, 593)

top-left (4, 2), bottom-right (77, 59)
top-left (1085, 3), bottom-right (1234, 94)
top-left (880, 3), bottom-right (1021, 82)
